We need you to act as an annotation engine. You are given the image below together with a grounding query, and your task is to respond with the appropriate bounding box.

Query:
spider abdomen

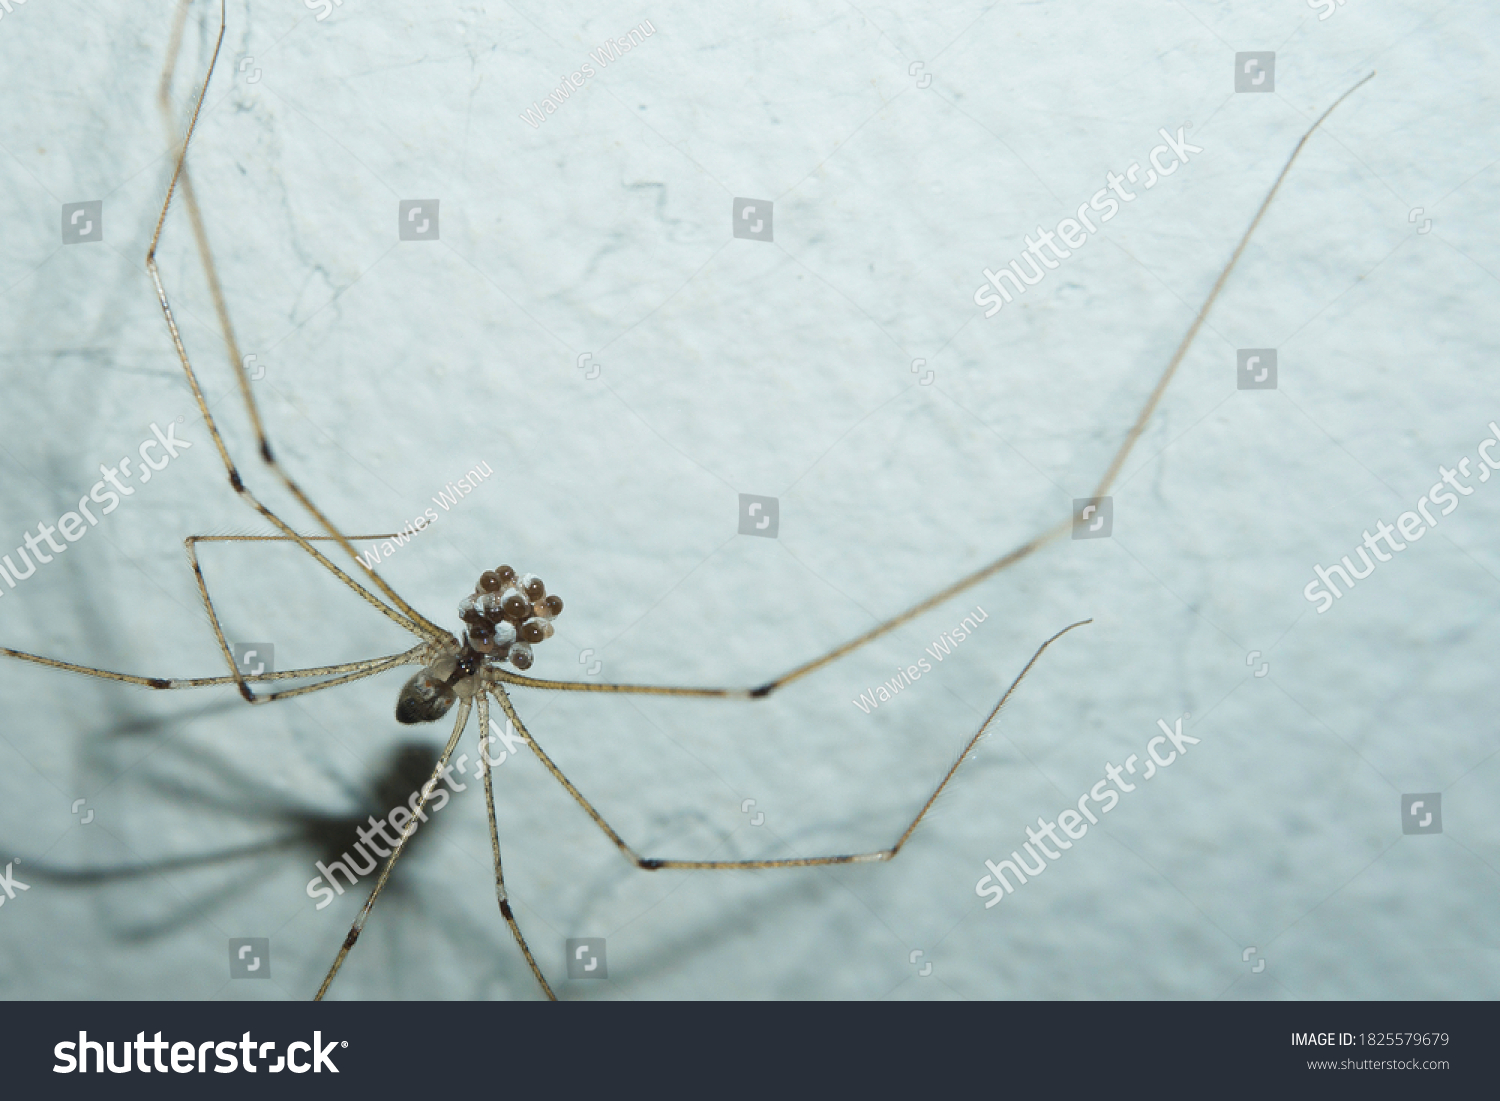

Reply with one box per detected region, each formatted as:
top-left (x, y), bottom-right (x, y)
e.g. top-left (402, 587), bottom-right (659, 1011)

top-left (395, 668), bottom-right (459, 725)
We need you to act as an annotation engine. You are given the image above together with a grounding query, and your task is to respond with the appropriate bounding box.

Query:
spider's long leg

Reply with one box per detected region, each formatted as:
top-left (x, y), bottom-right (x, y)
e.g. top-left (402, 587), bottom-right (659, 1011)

top-left (185, 534), bottom-right (446, 701)
top-left (492, 619), bottom-right (1087, 872)
top-left (494, 670), bottom-right (749, 699)
top-left (149, 0), bottom-right (442, 640)
top-left (493, 524), bottom-right (1060, 701)
top-left (239, 651), bottom-right (421, 706)
top-left (494, 73), bottom-right (1374, 704)
top-left (2, 532), bottom-right (432, 701)
top-left (476, 692), bottom-right (556, 1000)
top-left (1, 644), bottom-right (420, 693)
top-left (315, 697), bottom-right (473, 1001)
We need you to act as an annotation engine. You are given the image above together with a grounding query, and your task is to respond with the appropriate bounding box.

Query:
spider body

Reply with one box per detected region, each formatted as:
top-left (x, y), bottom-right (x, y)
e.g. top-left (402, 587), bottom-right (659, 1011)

top-left (396, 567), bottom-right (563, 724)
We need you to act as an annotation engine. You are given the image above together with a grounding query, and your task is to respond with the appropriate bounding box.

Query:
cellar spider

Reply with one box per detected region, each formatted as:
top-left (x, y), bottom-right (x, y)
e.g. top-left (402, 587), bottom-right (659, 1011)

top-left (1, 1), bottom-right (1372, 999)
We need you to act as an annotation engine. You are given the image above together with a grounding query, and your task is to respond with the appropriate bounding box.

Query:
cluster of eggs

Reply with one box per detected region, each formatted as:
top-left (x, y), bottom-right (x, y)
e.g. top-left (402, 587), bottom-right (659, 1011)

top-left (458, 565), bottom-right (562, 671)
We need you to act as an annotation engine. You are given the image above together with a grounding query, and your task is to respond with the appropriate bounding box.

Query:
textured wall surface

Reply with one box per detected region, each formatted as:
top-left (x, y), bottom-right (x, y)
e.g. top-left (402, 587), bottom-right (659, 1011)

top-left (0, 0), bottom-right (1495, 1000)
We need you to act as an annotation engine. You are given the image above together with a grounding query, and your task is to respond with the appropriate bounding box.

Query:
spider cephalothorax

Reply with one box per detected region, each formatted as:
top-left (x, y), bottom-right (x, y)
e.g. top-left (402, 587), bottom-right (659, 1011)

top-left (394, 566), bottom-right (563, 725)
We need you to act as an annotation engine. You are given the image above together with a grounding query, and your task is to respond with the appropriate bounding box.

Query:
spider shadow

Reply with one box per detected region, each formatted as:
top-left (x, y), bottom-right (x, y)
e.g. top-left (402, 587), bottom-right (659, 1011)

top-left (21, 706), bottom-right (525, 993)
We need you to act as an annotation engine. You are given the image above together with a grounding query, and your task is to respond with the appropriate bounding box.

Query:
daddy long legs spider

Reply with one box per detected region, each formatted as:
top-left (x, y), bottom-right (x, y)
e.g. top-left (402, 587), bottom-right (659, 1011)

top-left (0, 1), bottom-right (1389, 999)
